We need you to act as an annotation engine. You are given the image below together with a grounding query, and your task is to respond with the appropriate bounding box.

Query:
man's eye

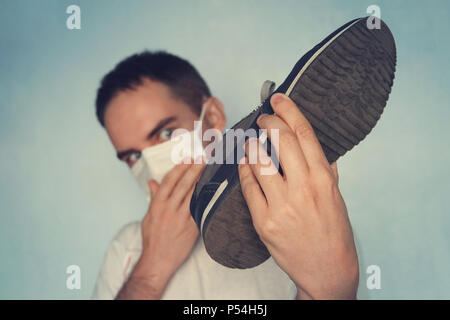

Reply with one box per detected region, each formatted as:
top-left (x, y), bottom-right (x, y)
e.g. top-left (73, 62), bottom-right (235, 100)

top-left (129, 151), bottom-right (141, 163)
top-left (160, 128), bottom-right (174, 141)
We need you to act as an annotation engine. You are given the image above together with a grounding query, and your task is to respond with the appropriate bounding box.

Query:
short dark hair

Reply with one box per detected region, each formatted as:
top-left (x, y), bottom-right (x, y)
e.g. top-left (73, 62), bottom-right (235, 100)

top-left (95, 50), bottom-right (211, 127)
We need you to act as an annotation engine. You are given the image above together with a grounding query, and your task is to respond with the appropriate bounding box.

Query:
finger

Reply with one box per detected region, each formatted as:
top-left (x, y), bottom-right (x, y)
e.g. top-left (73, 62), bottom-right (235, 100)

top-left (244, 138), bottom-right (285, 205)
top-left (179, 181), bottom-right (197, 217)
top-left (157, 161), bottom-right (192, 200)
top-left (170, 162), bottom-right (205, 208)
top-left (330, 161), bottom-right (339, 184)
top-left (270, 93), bottom-right (329, 170)
top-left (238, 156), bottom-right (267, 226)
top-left (257, 113), bottom-right (309, 184)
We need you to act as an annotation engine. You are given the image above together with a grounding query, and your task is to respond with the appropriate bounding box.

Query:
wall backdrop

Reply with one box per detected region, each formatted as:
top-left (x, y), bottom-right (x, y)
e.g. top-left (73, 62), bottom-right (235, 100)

top-left (1, 0), bottom-right (449, 299)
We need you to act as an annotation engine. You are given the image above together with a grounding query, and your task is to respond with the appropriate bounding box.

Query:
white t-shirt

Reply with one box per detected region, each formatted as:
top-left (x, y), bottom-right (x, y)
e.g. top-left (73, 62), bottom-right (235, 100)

top-left (92, 221), bottom-right (297, 299)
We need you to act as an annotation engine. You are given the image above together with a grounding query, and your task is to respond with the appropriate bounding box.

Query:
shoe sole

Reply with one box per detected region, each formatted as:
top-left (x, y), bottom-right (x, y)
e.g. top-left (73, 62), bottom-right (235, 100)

top-left (201, 17), bottom-right (396, 268)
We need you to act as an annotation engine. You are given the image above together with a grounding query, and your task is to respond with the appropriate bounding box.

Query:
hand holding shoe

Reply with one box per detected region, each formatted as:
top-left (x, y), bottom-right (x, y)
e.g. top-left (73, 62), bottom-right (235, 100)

top-left (238, 93), bottom-right (359, 300)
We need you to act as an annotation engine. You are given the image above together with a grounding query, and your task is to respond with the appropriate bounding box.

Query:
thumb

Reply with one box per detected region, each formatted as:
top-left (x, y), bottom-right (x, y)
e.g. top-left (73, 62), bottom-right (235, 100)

top-left (148, 179), bottom-right (159, 197)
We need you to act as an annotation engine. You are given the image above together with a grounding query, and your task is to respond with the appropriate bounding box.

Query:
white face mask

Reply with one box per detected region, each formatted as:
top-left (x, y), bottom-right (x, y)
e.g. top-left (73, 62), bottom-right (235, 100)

top-left (131, 105), bottom-right (206, 201)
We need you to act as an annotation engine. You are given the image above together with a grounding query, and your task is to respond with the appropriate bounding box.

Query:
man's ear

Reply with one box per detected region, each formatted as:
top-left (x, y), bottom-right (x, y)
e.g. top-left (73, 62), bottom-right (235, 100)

top-left (204, 97), bottom-right (226, 132)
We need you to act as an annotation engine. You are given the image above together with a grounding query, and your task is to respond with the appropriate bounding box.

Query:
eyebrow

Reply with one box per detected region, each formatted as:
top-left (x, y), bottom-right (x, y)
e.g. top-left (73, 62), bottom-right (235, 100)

top-left (116, 116), bottom-right (177, 161)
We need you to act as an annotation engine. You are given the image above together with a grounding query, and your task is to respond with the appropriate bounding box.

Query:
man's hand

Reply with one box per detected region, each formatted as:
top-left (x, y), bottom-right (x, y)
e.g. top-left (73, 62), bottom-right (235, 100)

top-left (238, 93), bottom-right (359, 300)
top-left (116, 160), bottom-right (205, 299)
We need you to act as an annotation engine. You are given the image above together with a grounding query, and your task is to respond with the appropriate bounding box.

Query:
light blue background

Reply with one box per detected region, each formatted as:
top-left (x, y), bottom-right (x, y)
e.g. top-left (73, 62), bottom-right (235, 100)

top-left (1, 0), bottom-right (449, 299)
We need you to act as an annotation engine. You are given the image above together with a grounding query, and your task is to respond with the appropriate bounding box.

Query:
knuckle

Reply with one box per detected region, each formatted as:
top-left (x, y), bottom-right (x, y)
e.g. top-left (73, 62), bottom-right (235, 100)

top-left (259, 216), bottom-right (280, 238)
top-left (279, 130), bottom-right (298, 148)
top-left (239, 167), bottom-right (252, 184)
top-left (177, 179), bottom-right (192, 191)
top-left (313, 167), bottom-right (335, 188)
top-left (298, 182), bottom-right (315, 202)
top-left (184, 171), bottom-right (196, 183)
top-left (240, 174), bottom-right (253, 189)
top-left (293, 122), bottom-right (313, 139)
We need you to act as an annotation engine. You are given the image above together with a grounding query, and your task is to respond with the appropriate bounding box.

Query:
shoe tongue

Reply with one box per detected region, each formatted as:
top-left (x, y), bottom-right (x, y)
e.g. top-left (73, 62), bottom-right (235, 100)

top-left (260, 80), bottom-right (276, 103)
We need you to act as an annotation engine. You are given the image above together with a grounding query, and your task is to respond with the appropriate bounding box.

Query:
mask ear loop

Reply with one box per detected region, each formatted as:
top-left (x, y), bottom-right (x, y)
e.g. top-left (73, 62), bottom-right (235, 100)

top-left (199, 103), bottom-right (207, 122)
top-left (194, 103), bottom-right (208, 163)
top-left (195, 103), bottom-right (207, 138)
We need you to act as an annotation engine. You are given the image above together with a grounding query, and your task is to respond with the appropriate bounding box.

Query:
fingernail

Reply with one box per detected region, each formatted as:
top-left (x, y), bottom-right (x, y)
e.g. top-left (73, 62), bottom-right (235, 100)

top-left (244, 137), bottom-right (255, 149)
top-left (257, 113), bottom-right (266, 125)
top-left (270, 93), bottom-right (286, 106)
top-left (194, 155), bottom-right (204, 164)
top-left (181, 156), bottom-right (192, 164)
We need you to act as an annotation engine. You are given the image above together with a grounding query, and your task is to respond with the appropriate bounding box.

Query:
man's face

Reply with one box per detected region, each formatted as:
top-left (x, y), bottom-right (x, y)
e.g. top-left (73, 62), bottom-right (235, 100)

top-left (104, 78), bottom-right (204, 168)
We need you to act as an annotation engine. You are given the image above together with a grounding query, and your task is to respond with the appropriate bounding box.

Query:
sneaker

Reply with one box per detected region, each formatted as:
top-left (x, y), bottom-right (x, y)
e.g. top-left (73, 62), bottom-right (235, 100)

top-left (190, 17), bottom-right (397, 268)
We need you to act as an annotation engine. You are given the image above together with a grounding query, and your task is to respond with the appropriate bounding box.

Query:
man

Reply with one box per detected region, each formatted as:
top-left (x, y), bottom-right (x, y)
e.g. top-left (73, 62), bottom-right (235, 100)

top-left (92, 51), bottom-right (358, 299)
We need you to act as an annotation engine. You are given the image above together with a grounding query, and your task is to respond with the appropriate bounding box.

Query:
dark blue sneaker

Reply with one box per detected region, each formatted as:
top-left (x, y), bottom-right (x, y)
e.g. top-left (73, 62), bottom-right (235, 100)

top-left (191, 17), bottom-right (396, 268)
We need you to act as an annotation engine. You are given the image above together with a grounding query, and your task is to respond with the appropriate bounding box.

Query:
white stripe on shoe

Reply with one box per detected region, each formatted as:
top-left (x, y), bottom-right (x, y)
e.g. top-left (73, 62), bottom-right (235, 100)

top-left (285, 18), bottom-right (362, 96)
top-left (200, 179), bottom-right (229, 235)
